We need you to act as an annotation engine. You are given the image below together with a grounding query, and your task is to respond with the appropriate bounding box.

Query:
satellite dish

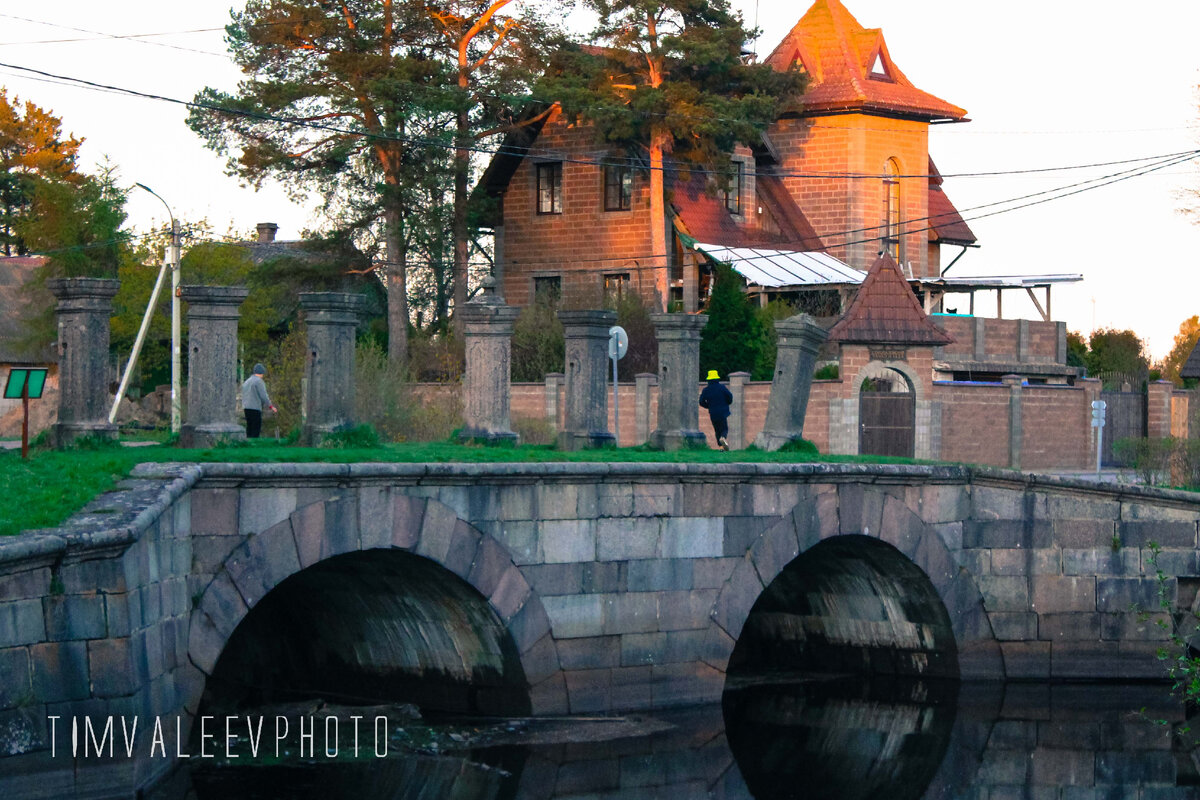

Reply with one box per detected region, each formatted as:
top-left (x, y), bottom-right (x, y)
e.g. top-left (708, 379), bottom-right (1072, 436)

top-left (608, 325), bottom-right (629, 360)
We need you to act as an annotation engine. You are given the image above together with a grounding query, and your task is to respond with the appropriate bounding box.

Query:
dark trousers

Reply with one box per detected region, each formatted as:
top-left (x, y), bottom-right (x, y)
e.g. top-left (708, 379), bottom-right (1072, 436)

top-left (245, 409), bottom-right (262, 439)
top-left (710, 413), bottom-right (729, 443)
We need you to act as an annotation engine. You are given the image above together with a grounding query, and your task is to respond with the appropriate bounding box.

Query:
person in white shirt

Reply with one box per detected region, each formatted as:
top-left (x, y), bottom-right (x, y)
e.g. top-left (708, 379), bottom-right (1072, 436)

top-left (241, 363), bottom-right (277, 438)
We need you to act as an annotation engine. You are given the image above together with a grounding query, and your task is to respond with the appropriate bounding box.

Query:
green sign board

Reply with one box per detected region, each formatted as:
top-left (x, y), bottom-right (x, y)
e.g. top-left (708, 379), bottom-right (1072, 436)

top-left (3, 368), bottom-right (48, 400)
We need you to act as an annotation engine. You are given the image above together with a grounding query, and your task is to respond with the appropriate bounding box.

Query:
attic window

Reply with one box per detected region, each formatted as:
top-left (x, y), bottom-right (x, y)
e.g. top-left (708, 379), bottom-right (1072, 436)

top-left (792, 51), bottom-right (808, 74)
top-left (869, 52), bottom-right (891, 81)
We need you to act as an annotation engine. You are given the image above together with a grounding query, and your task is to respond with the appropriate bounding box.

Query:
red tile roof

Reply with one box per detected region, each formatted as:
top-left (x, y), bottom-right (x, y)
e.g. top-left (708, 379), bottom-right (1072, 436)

top-left (763, 0), bottom-right (966, 122)
top-left (670, 171), bottom-right (823, 251)
top-left (1182, 339), bottom-right (1200, 380)
top-left (828, 251), bottom-right (954, 345)
top-left (927, 159), bottom-right (977, 245)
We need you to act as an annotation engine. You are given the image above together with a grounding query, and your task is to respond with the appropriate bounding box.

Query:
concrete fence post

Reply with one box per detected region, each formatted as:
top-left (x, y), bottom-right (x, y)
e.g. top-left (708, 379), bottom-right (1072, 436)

top-left (48, 277), bottom-right (120, 447)
top-left (557, 310), bottom-right (616, 450)
top-left (1147, 380), bottom-right (1174, 440)
top-left (649, 313), bottom-right (707, 450)
top-left (544, 373), bottom-right (564, 430)
top-left (180, 285), bottom-right (249, 447)
top-left (728, 371), bottom-right (750, 450)
top-left (756, 314), bottom-right (828, 451)
top-left (459, 277), bottom-right (519, 444)
top-left (1003, 374), bottom-right (1023, 470)
top-left (299, 292), bottom-right (364, 444)
top-left (634, 372), bottom-right (656, 445)
top-left (1017, 320), bottom-right (1030, 363)
top-left (973, 317), bottom-right (987, 362)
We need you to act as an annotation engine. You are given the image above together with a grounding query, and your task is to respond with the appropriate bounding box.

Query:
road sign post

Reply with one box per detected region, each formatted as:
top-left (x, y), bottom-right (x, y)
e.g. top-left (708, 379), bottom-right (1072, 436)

top-left (4, 368), bottom-right (48, 460)
top-left (608, 326), bottom-right (628, 444)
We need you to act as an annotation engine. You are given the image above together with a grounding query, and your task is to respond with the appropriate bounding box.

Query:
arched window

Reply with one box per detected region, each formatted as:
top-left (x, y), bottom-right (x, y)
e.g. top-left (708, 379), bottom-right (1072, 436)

top-left (883, 159), bottom-right (902, 261)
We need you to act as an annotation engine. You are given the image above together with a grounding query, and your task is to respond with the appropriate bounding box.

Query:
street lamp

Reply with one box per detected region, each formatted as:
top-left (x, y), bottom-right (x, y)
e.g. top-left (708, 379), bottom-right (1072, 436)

top-left (135, 183), bottom-right (181, 434)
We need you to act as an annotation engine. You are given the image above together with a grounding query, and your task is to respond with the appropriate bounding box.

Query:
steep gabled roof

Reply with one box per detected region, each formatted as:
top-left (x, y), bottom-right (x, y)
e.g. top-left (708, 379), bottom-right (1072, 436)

top-left (828, 251), bottom-right (953, 344)
top-left (763, 0), bottom-right (966, 122)
top-left (1182, 338), bottom-right (1200, 380)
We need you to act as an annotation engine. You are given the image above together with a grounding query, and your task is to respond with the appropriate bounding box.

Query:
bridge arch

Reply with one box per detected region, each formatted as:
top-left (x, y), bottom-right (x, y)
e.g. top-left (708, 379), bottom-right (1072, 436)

top-left (706, 485), bottom-right (1002, 681)
top-left (185, 493), bottom-right (562, 716)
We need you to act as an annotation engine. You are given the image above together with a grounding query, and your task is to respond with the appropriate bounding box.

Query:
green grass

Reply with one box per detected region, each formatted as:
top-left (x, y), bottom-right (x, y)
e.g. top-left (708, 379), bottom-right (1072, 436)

top-left (0, 438), bottom-right (923, 537)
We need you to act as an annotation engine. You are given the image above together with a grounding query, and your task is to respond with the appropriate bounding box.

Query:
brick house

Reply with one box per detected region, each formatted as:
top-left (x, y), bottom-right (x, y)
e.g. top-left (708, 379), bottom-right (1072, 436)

top-left (480, 0), bottom-right (981, 313)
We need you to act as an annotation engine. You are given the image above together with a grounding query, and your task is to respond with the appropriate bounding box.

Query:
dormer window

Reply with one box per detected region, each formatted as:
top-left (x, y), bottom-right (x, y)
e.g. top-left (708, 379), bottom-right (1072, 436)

top-left (791, 50), bottom-right (808, 74)
top-left (724, 161), bottom-right (743, 216)
top-left (869, 52), bottom-right (891, 81)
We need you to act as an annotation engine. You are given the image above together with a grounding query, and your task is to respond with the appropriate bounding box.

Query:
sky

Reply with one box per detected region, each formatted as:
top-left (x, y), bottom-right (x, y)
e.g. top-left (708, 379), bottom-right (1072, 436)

top-left (1, 1), bottom-right (1199, 360)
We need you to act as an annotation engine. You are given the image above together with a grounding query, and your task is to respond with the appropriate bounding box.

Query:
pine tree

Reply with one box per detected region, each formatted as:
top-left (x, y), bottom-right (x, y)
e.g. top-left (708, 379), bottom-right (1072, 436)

top-left (699, 264), bottom-right (764, 380)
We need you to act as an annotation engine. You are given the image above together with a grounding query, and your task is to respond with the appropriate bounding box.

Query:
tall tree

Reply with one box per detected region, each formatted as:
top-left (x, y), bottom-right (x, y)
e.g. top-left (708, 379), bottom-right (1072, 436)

top-left (542, 0), bottom-right (804, 309)
top-left (425, 0), bottom-right (561, 328)
top-left (0, 88), bottom-right (84, 256)
top-left (188, 0), bottom-right (456, 368)
top-left (1083, 328), bottom-right (1150, 381)
top-left (1158, 315), bottom-right (1200, 386)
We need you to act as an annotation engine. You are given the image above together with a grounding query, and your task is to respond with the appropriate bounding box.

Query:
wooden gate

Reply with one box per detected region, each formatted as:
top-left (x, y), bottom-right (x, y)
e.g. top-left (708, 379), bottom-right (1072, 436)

top-left (860, 392), bottom-right (915, 458)
top-left (1099, 390), bottom-right (1146, 467)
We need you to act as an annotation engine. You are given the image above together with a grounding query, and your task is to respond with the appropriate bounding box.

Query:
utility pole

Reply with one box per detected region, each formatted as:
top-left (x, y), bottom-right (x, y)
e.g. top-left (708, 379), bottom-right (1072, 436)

top-left (135, 183), bottom-right (181, 433)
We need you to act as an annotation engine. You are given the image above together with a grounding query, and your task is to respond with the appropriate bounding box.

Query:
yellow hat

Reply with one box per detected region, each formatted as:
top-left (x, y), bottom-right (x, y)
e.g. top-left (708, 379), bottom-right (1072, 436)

top-left (706, 370), bottom-right (720, 380)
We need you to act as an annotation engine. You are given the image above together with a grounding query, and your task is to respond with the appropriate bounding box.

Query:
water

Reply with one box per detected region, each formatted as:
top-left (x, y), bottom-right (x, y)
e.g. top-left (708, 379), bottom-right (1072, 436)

top-left (130, 680), bottom-right (1200, 798)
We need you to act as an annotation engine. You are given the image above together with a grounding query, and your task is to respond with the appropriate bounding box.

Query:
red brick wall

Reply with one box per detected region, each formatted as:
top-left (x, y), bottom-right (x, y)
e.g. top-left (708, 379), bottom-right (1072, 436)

top-left (768, 115), bottom-right (932, 276)
top-left (935, 383), bottom-right (1011, 467)
top-left (1021, 386), bottom-right (1088, 470)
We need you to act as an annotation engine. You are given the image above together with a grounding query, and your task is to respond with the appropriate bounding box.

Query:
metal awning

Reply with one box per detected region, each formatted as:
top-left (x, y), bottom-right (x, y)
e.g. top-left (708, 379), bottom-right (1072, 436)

top-left (693, 243), bottom-right (864, 289)
top-left (917, 274), bottom-right (1083, 291)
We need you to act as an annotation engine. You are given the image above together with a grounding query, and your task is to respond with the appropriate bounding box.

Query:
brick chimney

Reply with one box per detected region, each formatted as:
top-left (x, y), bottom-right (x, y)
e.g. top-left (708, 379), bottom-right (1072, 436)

top-left (256, 222), bottom-right (279, 243)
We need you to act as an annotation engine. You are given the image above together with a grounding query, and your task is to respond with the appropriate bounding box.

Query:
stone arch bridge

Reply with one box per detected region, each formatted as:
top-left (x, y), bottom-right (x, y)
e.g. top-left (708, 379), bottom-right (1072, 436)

top-left (3, 462), bottom-right (1200, 789)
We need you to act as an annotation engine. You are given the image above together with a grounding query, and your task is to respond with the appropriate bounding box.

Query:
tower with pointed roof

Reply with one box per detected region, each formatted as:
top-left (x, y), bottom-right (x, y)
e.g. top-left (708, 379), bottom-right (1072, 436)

top-left (761, 0), bottom-right (971, 278)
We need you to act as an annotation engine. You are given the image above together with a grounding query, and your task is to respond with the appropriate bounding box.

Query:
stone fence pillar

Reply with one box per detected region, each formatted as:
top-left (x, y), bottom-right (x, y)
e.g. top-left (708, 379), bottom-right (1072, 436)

top-left (300, 292), bottom-right (365, 444)
top-left (635, 373), bottom-right (656, 445)
top-left (181, 285), bottom-right (249, 447)
top-left (755, 314), bottom-right (828, 451)
top-left (544, 373), bottom-right (564, 429)
top-left (49, 277), bottom-right (119, 447)
top-left (650, 313), bottom-right (707, 450)
top-left (460, 277), bottom-right (519, 443)
top-left (557, 310), bottom-right (616, 450)
top-left (728, 371), bottom-right (750, 450)
top-left (1148, 380), bottom-right (1174, 440)
top-left (1003, 374), bottom-right (1023, 471)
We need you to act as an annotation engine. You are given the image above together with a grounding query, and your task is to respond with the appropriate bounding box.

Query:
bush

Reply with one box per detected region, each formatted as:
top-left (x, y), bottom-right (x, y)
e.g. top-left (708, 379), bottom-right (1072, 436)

top-left (1114, 437), bottom-right (1179, 487)
top-left (608, 290), bottom-right (657, 381)
top-left (700, 264), bottom-right (767, 381)
top-left (408, 329), bottom-right (464, 382)
top-left (512, 290), bottom-right (565, 382)
top-left (814, 363), bottom-right (839, 380)
top-left (355, 340), bottom-right (464, 442)
top-left (318, 424), bottom-right (381, 449)
top-left (513, 415), bottom-right (556, 445)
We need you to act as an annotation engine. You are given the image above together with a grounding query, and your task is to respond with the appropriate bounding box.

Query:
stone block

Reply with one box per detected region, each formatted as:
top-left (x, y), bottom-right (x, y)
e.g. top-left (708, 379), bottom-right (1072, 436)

top-left (0, 568), bottom-right (50, 602)
top-left (497, 485), bottom-right (535, 521)
top-left (489, 566), bottom-right (532, 622)
top-left (224, 519), bottom-right (302, 608)
top-left (468, 538), bottom-right (513, 599)
top-left (507, 599), bottom-right (552, 654)
top-left (43, 594), bottom-right (107, 642)
top-left (521, 564), bottom-right (583, 596)
top-left (651, 662), bottom-right (724, 708)
top-left (1031, 549), bottom-right (1062, 575)
top-left (749, 516), bottom-right (799, 586)
top-left (915, 527), bottom-right (957, 588)
top-left (564, 668), bottom-right (611, 713)
top-left (610, 665), bottom-right (653, 711)
top-left (692, 558), bottom-right (739, 589)
top-left (557, 636), bottom-right (620, 670)
top-left (1037, 494), bottom-right (1119, 522)
top-left (879, 495), bottom-right (922, 557)
top-left (0, 600), bottom-right (45, 648)
top-left (723, 516), bottom-right (772, 557)
top-left (1120, 521), bottom-right (1196, 548)
top-left (657, 590), bottom-right (718, 632)
top-left (956, 548), bottom-right (990, 576)
top-left (1096, 578), bottom-right (1161, 614)
top-left (441, 520), bottom-right (482, 580)
top-left (1117, 641), bottom-right (1170, 679)
top-left (59, 558), bottom-right (126, 595)
top-left (540, 520), bottom-right (595, 564)
top-left (87, 638), bottom-right (136, 698)
top-left (701, 625), bottom-right (735, 670)
top-left (289, 502), bottom-right (323, 568)
top-left (1050, 519), bottom-right (1117, 548)
top-left (30, 641), bottom-right (90, 704)
top-left (1062, 548), bottom-right (1140, 577)
top-left (1100, 612), bottom-right (1170, 642)
top-left (186, 612), bottom-right (225, 675)
top-left (1000, 641), bottom-right (1051, 679)
top-left (603, 592), bottom-right (659, 635)
top-left (930, 522), bottom-right (963, 553)
top-left (627, 560), bottom-right (693, 592)
top-left (1142, 547), bottom-right (1198, 576)
top-left (1096, 750), bottom-right (1176, 786)
top-left (1032, 576), bottom-right (1096, 613)
top-left (711, 558), bottom-right (763, 640)
top-left (908, 485), bottom-right (970, 524)
top-left (659, 517), bottom-right (724, 559)
top-left (1039, 613), bottom-right (1102, 642)
top-left (970, 486), bottom-right (1028, 521)
top-left (597, 485), bottom-right (633, 517)
top-left (632, 484), bottom-right (678, 517)
top-left (191, 535), bottom-right (242, 576)
top-left (989, 612), bottom-right (1039, 641)
top-left (596, 518), bottom-right (660, 562)
top-left (838, 484), bottom-right (888, 536)
top-left (238, 487), bottom-right (297, 536)
top-left (0, 647), bottom-right (30, 709)
top-left (621, 632), bottom-right (666, 666)
top-left (543, 594), bottom-right (604, 639)
top-left (391, 495), bottom-right (426, 549)
top-left (357, 486), bottom-right (394, 551)
top-left (1029, 747), bottom-right (1094, 787)
top-left (581, 562), bottom-right (624, 593)
top-left (195, 573), bottom-right (248, 640)
top-left (963, 520), bottom-right (1026, 549)
top-left (189, 489), bottom-right (239, 535)
top-left (520, 634), bottom-right (560, 686)
top-left (537, 483), bottom-right (582, 521)
top-left (529, 673), bottom-right (568, 715)
top-left (320, 494), bottom-right (360, 560)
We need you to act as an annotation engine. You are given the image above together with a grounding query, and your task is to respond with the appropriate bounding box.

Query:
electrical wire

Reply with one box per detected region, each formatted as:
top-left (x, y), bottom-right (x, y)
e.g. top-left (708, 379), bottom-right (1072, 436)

top-left (0, 14), bottom-right (228, 58)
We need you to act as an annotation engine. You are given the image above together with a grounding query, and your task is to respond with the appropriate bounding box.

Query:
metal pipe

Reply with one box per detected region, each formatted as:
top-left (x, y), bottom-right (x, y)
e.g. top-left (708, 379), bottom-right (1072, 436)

top-left (107, 257), bottom-right (169, 423)
top-left (135, 183), bottom-right (181, 433)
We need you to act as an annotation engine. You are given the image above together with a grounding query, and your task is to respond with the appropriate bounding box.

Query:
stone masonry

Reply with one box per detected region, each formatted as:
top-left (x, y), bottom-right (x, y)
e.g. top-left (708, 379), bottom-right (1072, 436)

top-left (557, 310), bottom-right (617, 450)
top-left (180, 285), bottom-right (249, 448)
top-left (460, 277), bottom-right (520, 444)
top-left (47, 278), bottom-right (120, 447)
top-left (756, 314), bottom-right (829, 451)
top-left (3, 463), bottom-right (1200, 795)
top-left (649, 313), bottom-right (707, 451)
top-left (299, 292), bottom-right (364, 443)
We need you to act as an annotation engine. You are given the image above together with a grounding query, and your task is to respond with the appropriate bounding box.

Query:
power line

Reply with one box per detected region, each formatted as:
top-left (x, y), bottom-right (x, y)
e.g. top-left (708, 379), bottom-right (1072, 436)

top-left (0, 14), bottom-right (227, 58)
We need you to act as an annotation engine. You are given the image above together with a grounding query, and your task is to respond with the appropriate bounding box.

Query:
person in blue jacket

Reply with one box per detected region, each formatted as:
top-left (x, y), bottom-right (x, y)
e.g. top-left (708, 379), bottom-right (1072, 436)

top-left (698, 369), bottom-right (733, 451)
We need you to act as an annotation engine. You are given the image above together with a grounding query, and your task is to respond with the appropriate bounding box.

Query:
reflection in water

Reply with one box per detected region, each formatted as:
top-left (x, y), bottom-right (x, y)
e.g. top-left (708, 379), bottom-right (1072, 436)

top-left (128, 681), bottom-right (1200, 799)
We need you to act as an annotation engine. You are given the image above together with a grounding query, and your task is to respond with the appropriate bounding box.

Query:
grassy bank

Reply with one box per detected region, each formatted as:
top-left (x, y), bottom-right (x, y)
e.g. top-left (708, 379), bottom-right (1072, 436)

top-left (0, 438), bottom-right (919, 537)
